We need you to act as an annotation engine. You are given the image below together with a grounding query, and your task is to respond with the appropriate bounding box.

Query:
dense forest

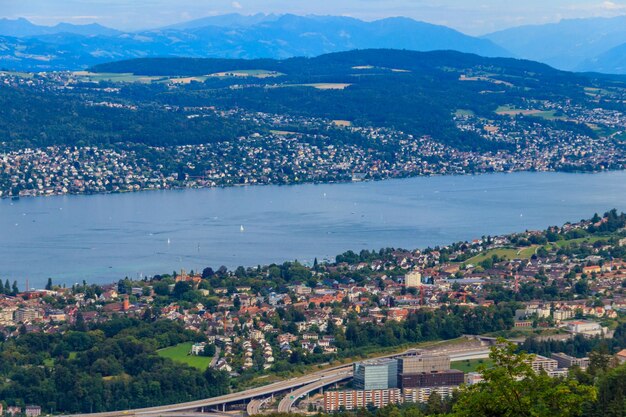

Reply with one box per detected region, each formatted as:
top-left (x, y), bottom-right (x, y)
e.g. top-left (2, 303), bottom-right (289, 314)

top-left (0, 85), bottom-right (256, 149)
top-left (0, 319), bottom-right (228, 413)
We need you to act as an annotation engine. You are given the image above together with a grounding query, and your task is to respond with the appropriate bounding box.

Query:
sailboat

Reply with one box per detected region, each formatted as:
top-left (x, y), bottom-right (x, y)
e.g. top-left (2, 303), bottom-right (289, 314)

top-left (240, 225), bottom-right (245, 232)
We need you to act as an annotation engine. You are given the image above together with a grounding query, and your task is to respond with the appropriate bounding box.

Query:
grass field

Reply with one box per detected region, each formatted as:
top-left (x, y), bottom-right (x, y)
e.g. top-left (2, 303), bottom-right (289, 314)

top-left (208, 69), bottom-right (283, 78)
top-left (270, 130), bottom-right (298, 136)
top-left (1, 70), bottom-right (34, 78)
top-left (463, 236), bottom-right (611, 266)
top-left (460, 75), bottom-right (513, 87)
top-left (551, 236), bottom-right (608, 248)
top-left (464, 246), bottom-right (535, 265)
top-left (455, 109), bottom-right (475, 117)
top-left (157, 342), bottom-right (212, 371)
top-left (495, 106), bottom-right (564, 121)
top-left (274, 83), bottom-right (352, 91)
top-left (73, 71), bottom-right (163, 83)
top-left (451, 358), bottom-right (493, 373)
top-left (44, 351), bottom-right (77, 367)
top-left (536, 236), bottom-right (609, 254)
top-left (167, 76), bottom-right (209, 84)
top-left (303, 83), bottom-right (352, 90)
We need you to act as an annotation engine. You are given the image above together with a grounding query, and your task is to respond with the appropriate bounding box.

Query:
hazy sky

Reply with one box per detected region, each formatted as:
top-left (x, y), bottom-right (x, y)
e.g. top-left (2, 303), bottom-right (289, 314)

top-left (2, 0), bottom-right (626, 34)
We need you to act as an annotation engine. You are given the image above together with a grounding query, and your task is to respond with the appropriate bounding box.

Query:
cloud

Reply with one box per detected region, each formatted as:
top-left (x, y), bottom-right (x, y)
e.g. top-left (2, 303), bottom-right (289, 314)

top-left (231, 1), bottom-right (242, 9)
top-left (601, 1), bottom-right (626, 10)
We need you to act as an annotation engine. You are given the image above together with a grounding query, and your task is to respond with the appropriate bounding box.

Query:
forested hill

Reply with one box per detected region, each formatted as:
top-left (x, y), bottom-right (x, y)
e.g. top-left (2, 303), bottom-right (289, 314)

top-left (92, 49), bottom-right (563, 78)
top-left (3, 49), bottom-right (626, 154)
top-left (87, 49), bottom-right (622, 151)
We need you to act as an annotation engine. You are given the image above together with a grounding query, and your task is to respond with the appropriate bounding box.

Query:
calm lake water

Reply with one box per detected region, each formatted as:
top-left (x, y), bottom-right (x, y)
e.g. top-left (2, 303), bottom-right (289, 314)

top-left (2, 171), bottom-right (626, 288)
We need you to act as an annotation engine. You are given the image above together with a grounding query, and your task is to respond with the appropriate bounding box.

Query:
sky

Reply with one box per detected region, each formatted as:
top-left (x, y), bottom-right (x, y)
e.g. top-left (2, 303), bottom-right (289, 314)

top-left (2, 0), bottom-right (626, 35)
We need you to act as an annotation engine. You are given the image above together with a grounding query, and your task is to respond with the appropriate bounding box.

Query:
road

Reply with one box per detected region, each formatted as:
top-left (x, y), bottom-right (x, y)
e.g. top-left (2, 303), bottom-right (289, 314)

top-left (246, 399), bottom-right (268, 416)
top-left (210, 347), bottom-right (222, 368)
top-left (63, 346), bottom-right (491, 417)
top-left (62, 366), bottom-right (352, 417)
top-left (142, 413), bottom-right (233, 417)
top-left (277, 372), bottom-right (353, 413)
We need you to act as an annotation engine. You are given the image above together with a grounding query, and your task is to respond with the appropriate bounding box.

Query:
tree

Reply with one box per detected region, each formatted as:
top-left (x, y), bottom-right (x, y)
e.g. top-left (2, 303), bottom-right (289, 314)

top-left (45, 278), bottom-right (53, 291)
top-left (172, 281), bottom-right (191, 299)
top-left (11, 281), bottom-right (18, 295)
top-left (594, 363), bottom-right (626, 417)
top-left (452, 340), bottom-right (596, 417)
top-left (153, 280), bottom-right (170, 296)
top-left (202, 267), bottom-right (214, 279)
top-left (202, 344), bottom-right (216, 357)
top-left (425, 391), bottom-right (444, 415)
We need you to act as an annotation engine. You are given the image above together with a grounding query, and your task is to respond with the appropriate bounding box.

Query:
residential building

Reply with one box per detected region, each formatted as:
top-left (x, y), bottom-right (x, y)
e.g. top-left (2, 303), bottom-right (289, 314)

top-left (25, 406), bottom-right (41, 417)
top-left (324, 389), bottom-right (402, 412)
top-left (403, 386), bottom-right (458, 403)
top-left (465, 372), bottom-right (484, 385)
top-left (405, 271), bottom-right (422, 288)
top-left (551, 353), bottom-right (590, 370)
top-left (191, 342), bottom-right (207, 355)
top-left (14, 308), bottom-right (42, 323)
top-left (527, 355), bottom-right (558, 373)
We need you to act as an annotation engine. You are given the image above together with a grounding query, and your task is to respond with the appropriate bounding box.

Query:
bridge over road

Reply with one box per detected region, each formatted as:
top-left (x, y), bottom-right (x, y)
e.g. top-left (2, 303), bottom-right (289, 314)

top-left (277, 372), bottom-right (353, 413)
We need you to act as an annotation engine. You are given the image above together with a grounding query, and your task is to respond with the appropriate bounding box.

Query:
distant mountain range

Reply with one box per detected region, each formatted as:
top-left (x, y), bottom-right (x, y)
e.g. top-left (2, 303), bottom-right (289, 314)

top-left (3, 14), bottom-right (626, 74)
top-left (483, 16), bottom-right (626, 74)
top-left (0, 17), bottom-right (121, 37)
top-left (0, 15), bottom-right (508, 71)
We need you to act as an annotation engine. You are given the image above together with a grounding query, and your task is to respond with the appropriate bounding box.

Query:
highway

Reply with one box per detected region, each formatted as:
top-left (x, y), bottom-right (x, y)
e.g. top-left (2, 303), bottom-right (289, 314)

top-left (63, 346), bottom-right (491, 417)
top-left (142, 413), bottom-right (233, 417)
top-left (277, 372), bottom-right (353, 413)
top-left (448, 349), bottom-right (490, 362)
top-left (246, 399), bottom-right (269, 416)
top-left (62, 366), bottom-right (352, 417)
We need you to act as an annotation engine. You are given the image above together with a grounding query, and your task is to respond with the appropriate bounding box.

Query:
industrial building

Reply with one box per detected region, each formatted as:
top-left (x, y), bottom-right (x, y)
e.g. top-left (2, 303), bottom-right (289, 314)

top-left (398, 353), bottom-right (450, 374)
top-left (399, 369), bottom-right (465, 388)
top-left (353, 358), bottom-right (399, 390)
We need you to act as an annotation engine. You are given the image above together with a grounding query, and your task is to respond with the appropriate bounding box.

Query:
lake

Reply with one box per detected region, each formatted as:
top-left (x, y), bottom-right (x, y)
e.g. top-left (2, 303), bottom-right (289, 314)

top-left (2, 171), bottom-right (626, 289)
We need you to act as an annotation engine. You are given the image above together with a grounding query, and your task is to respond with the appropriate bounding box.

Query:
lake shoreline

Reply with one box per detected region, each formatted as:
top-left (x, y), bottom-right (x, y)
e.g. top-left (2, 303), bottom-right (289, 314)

top-left (3, 170), bottom-right (626, 288)
top-left (2, 165), bottom-right (619, 201)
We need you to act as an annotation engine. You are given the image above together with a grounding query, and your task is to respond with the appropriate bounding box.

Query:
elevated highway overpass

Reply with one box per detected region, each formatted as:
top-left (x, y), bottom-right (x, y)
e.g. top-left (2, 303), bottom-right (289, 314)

top-left (63, 346), bottom-right (491, 417)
